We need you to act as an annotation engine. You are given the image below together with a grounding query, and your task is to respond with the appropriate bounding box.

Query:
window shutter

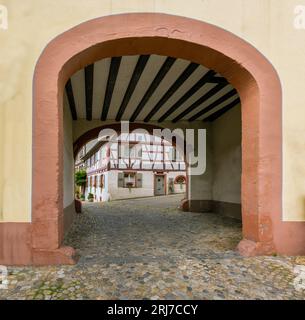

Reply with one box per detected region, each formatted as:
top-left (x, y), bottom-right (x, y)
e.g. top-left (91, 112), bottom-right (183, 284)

top-left (136, 173), bottom-right (143, 188)
top-left (118, 172), bottom-right (124, 187)
top-left (100, 175), bottom-right (104, 188)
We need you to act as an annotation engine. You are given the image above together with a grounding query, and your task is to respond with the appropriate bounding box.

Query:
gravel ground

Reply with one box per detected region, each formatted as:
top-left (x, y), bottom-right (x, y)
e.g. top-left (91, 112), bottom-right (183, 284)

top-left (1, 194), bottom-right (305, 300)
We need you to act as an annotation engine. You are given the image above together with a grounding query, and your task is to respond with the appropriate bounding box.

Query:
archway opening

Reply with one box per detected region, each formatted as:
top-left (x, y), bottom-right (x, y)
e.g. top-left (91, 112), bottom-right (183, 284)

top-left (63, 115), bottom-right (242, 264)
top-left (59, 47), bottom-right (243, 262)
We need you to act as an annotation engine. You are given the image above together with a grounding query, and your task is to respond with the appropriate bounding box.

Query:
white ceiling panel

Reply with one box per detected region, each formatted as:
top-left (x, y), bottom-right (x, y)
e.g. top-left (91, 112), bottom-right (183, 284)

top-left (71, 69), bottom-right (86, 119)
top-left (92, 58), bottom-right (110, 120)
top-left (107, 55), bottom-right (139, 120)
top-left (136, 58), bottom-right (189, 121)
top-left (122, 55), bottom-right (167, 120)
top-left (151, 65), bottom-right (210, 121)
top-left (184, 85), bottom-right (235, 120)
top-left (199, 95), bottom-right (240, 120)
top-left (66, 55), bottom-right (239, 123)
top-left (165, 83), bottom-right (217, 121)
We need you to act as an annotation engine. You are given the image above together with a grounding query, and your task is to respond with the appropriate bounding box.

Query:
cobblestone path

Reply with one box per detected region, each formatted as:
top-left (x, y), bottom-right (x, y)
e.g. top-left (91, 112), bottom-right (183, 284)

top-left (1, 195), bottom-right (305, 300)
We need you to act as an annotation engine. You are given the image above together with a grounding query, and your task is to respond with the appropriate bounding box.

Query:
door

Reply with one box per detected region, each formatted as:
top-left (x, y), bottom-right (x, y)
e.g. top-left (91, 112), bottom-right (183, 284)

top-left (155, 175), bottom-right (165, 196)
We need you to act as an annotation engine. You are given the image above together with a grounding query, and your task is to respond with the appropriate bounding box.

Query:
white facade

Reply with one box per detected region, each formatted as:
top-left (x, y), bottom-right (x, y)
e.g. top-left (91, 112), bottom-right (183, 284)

top-left (79, 134), bottom-right (187, 202)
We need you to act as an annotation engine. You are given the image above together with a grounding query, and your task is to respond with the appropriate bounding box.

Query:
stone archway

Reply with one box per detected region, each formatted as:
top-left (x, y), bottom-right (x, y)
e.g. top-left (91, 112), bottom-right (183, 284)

top-left (3, 12), bottom-right (304, 265)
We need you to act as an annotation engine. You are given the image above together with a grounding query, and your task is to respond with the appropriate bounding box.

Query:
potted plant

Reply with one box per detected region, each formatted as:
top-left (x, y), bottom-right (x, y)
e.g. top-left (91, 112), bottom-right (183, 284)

top-left (87, 193), bottom-right (94, 202)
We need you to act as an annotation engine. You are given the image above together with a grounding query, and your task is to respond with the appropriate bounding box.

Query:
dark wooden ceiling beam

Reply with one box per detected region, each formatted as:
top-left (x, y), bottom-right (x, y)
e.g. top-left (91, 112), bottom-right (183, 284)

top-left (115, 55), bottom-right (150, 122)
top-left (65, 79), bottom-right (77, 120)
top-left (101, 56), bottom-right (122, 121)
top-left (172, 83), bottom-right (227, 123)
top-left (143, 62), bottom-right (199, 122)
top-left (203, 98), bottom-right (241, 122)
top-left (207, 77), bottom-right (228, 84)
top-left (129, 57), bottom-right (176, 122)
top-left (85, 64), bottom-right (94, 121)
top-left (188, 89), bottom-right (238, 122)
top-left (157, 70), bottom-right (216, 122)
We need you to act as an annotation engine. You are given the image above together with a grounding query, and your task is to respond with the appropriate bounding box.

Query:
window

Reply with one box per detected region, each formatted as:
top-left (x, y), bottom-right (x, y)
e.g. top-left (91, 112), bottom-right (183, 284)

top-left (101, 147), bottom-right (107, 159)
top-left (118, 144), bottom-right (128, 158)
top-left (176, 150), bottom-right (183, 161)
top-left (118, 172), bottom-right (143, 188)
top-left (99, 175), bottom-right (104, 188)
top-left (129, 146), bottom-right (136, 158)
top-left (138, 145), bottom-right (143, 158)
top-left (171, 147), bottom-right (177, 161)
top-left (87, 176), bottom-right (91, 190)
top-left (124, 172), bottom-right (136, 188)
top-left (119, 144), bottom-right (142, 159)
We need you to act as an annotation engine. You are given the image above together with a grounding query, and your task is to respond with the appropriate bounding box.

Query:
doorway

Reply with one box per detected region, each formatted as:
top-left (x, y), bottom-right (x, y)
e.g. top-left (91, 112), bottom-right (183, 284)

top-left (154, 174), bottom-right (166, 196)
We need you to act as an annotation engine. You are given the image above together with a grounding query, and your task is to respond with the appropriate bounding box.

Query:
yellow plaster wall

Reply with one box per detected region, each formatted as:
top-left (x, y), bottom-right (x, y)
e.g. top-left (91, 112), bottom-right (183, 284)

top-left (0, 0), bottom-right (305, 221)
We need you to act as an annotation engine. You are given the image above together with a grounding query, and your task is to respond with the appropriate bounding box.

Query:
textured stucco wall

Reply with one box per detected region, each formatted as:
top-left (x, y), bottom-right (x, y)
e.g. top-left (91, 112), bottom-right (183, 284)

top-left (188, 122), bottom-right (213, 202)
top-left (0, 0), bottom-right (305, 221)
top-left (212, 104), bottom-right (241, 204)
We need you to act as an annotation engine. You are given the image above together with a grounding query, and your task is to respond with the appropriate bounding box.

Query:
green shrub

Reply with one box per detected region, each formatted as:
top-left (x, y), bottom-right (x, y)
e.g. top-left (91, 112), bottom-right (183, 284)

top-left (75, 170), bottom-right (87, 187)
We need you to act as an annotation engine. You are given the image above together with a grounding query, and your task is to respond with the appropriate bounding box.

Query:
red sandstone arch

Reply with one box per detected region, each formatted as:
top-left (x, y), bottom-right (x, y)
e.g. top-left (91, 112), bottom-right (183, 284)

top-left (2, 12), bottom-right (305, 265)
top-left (31, 13), bottom-right (305, 263)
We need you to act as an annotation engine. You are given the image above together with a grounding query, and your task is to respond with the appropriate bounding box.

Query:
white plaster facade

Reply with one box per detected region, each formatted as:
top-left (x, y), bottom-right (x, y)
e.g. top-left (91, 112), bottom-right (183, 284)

top-left (78, 134), bottom-right (187, 202)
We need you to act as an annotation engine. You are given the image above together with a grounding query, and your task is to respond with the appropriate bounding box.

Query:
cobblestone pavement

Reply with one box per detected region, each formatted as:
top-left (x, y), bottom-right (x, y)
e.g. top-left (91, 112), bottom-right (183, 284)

top-left (1, 194), bottom-right (305, 300)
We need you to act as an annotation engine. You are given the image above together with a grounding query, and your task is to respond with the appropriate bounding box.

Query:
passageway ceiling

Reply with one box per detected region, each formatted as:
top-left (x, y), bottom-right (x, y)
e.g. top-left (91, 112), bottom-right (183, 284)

top-left (64, 55), bottom-right (240, 123)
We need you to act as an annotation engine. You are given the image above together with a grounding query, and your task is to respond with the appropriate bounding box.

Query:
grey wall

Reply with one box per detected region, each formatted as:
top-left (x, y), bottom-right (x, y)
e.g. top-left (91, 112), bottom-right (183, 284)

top-left (188, 122), bottom-right (213, 202)
top-left (184, 105), bottom-right (241, 218)
top-left (212, 104), bottom-right (241, 205)
top-left (210, 104), bottom-right (241, 219)
top-left (63, 101), bottom-right (75, 209)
